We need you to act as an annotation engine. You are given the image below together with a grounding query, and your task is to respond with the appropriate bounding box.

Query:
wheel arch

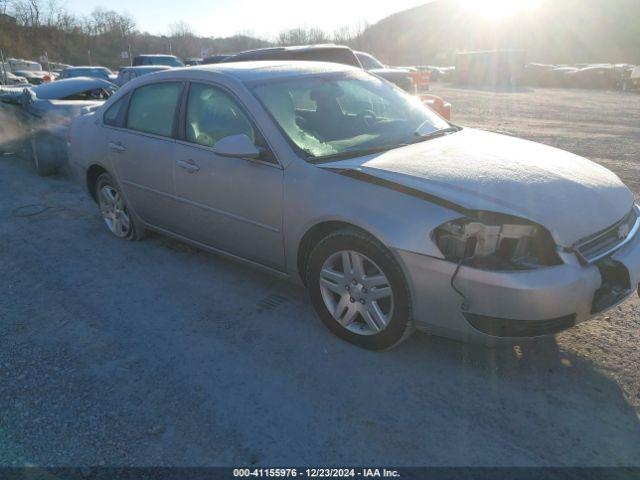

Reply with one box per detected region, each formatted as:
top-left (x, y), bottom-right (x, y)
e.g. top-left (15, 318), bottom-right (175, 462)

top-left (86, 163), bottom-right (109, 202)
top-left (296, 220), bottom-right (391, 286)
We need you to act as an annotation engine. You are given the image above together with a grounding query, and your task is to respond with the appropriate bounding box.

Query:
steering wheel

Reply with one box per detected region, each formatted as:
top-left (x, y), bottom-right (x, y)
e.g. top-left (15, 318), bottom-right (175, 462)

top-left (355, 110), bottom-right (378, 130)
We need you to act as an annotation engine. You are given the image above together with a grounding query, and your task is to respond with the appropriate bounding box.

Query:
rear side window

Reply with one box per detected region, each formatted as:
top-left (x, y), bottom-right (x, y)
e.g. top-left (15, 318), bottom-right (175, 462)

top-left (126, 82), bottom-right (182, 137)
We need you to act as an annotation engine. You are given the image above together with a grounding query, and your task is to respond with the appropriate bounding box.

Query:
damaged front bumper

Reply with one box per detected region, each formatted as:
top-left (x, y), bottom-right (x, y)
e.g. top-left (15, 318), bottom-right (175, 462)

top-left (397, 224), bottom-right (640, 345)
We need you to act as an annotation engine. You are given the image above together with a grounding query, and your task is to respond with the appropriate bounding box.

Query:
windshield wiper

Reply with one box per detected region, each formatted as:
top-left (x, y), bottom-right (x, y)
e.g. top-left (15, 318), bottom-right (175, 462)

top-left (413, 125), bottom-right (460, 140)
top-left (308, 126), bottom-right (461, 164)
top-left (310, 144), bottom-right (407, 164)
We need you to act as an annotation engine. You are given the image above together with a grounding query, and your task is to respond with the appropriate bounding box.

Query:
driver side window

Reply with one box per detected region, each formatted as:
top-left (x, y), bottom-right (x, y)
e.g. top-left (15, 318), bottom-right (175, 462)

top-left (185, 83), bottom-right (255, 148)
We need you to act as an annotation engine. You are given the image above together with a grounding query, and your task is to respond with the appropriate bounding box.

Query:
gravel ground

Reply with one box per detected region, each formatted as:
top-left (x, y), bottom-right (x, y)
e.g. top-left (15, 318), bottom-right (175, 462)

top-left (1, 87), bottom-right (640, 467)
top-left (431, 85), bottom-right (640, 413)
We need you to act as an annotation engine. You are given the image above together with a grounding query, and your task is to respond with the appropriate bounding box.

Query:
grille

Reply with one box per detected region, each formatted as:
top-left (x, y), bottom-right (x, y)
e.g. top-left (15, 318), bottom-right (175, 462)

top-left (574, 206), bottom-right (640, 264)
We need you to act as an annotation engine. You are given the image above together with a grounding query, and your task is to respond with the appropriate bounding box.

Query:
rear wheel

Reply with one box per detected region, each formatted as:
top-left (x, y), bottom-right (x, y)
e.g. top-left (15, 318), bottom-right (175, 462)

top-left (96, 172), bottom-right (145, 241)
top-left (307, 228), bottom-right (414, 350)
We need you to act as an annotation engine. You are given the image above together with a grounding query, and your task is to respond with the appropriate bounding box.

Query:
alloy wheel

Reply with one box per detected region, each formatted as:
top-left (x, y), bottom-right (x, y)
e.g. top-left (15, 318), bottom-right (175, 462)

top-left (98, 185), bottom-right (131, 238)
top-left (319, 250), bottom-right (394, 336)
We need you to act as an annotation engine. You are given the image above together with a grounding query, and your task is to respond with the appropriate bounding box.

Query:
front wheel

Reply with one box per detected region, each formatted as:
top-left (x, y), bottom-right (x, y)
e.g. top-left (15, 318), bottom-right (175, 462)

top-left (96, 172), bottom-right (145, 241)
top-left (307, 228), bottom-right (414, 350)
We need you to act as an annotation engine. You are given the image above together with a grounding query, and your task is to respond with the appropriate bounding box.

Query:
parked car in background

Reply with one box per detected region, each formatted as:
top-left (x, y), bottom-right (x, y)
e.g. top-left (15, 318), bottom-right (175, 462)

top-left (354, 51), bottom-right (422, 93)
top-left (0, 71), bottom-right (29, 86)
top-left (132, 54), bottom-right (184, 67)
top-left (624, 66), bottom-right (640, 91)
top-left (565, 65), bottom-right (619, 89)
top-left (48, 62), bottom-right (72, 74)
top-left (6, 58), bottom-right (42, 72)
top-left (12, 70), bottom-right (52, 85)
top-left (523, 63), bottom-right (554, 86)
top-left (184, 58), bottom-right (203, 66)
top-left (60, 66), bottom-right (116, 82)
top-left (225, 44), bottom-right (362, 67)
top-left (1, 77), bottom-right (117, 176)
top-left (524, 62), bottom-right (634, 90)
top-left (202, 55), bottom-right (233, 64)
top-left (424, 65), bottom-right (454, 83)
top-left (114, 65), bottom-right (172, 87)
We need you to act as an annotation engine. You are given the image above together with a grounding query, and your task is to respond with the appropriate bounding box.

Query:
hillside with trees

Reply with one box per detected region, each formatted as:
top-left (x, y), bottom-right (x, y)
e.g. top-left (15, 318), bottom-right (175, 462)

top-left (0, 0), bottom-right (370, 68)
top-left (360, 0), bottom-right (640, 65)
top-left (1, 0), bottom-right (638, 68)
top-left (0, 1), bottom-right (271, 68)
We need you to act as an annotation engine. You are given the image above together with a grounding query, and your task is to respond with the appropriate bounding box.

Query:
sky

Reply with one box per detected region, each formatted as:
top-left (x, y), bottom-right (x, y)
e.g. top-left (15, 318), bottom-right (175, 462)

top-left (62, 0), bottom-right (428, 39)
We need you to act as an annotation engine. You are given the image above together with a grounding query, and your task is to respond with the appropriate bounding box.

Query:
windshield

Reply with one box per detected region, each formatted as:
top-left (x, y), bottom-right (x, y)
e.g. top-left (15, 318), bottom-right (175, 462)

top-left (251, 71), bottom-right (450, 161)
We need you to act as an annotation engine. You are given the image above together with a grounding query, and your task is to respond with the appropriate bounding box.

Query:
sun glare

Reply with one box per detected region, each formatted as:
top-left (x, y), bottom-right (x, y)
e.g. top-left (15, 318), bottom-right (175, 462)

top-left (462, 0), bottom-right (542, 20)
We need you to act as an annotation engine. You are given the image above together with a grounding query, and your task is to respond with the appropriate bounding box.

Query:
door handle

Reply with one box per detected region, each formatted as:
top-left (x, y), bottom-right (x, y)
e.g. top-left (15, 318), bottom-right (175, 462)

top-left (177, 159), bottom-right (200, 173)
top-left (108, 142), bottom-right (126, 153)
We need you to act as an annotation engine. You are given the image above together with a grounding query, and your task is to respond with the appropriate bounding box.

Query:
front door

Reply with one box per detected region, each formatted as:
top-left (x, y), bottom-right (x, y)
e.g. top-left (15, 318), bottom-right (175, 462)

top-left (172, 82), bottom-right (285, 270)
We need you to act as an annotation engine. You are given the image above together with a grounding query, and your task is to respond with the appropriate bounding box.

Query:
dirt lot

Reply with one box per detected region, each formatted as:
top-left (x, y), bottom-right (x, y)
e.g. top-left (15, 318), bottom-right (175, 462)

top-left (1, 87), bottom-right (640, 467)
top-left (432, 85), bottom-right (640, 413)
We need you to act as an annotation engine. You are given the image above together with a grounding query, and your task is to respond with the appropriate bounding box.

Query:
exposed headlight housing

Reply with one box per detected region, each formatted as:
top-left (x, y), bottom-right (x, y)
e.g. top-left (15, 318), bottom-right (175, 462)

top-left (433, 212), bottom-right (561, 270)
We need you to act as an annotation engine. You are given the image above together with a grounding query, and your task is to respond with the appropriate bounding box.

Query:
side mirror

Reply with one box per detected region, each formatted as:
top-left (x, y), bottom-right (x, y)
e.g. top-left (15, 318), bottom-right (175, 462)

top-left (212, 134), bottom-right (261, 160)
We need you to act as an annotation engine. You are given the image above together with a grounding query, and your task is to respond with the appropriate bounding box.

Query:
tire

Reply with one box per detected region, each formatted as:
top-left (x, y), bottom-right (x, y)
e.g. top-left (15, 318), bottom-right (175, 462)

top-left (306, 227), bottom-right (414, 350)
top-left (95, 172), bottom-right (146, 241)
top-left (30, 133), bottom-right (59, 177)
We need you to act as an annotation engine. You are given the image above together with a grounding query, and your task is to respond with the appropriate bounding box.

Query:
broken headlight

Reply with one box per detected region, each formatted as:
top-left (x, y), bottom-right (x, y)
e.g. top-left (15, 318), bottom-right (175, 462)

top-left (433, 212), bottom-right (561, 270)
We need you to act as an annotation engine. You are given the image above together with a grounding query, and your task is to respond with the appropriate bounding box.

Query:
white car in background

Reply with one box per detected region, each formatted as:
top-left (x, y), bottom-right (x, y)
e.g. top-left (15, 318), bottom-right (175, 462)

top-left (1, 77), bottom-right (117, 175)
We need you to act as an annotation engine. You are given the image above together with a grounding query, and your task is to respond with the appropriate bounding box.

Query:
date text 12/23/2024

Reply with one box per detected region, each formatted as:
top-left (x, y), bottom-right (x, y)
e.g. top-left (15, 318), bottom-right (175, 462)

top-left (233, 469), bottom-right (400, 478)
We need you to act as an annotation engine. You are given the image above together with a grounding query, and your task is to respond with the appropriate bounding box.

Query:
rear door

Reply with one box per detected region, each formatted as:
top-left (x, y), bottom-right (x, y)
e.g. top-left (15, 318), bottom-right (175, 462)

top-left (105, 81), bottom-right (185, 232)
top-left (172, 82), bottom-right (285, 269)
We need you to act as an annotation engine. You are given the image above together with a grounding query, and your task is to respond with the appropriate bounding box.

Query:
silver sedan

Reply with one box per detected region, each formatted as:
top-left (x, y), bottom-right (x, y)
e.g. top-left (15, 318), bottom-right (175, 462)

top-left (67, 62), bottom-right (640, 350)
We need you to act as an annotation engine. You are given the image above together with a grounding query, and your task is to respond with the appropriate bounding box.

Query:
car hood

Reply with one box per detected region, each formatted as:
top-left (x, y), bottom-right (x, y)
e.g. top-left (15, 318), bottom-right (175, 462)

top-left (319, 128), bottom-right (634, 247)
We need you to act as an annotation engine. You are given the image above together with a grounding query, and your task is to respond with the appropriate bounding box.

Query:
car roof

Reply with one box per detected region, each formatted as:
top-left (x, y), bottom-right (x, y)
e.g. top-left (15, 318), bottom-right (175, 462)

top-left (181, 60), bottom-right (358, 83)
top-left (135, 54), bottom-right (178, 58)
top-left (229, 45), bottom-right (353, 60)
top-left (240, 44), bottom-right (349, 53)
top-left (65, 66), bottom-right (109, 70)
top-left (123, 65), bottom-right (172, 71)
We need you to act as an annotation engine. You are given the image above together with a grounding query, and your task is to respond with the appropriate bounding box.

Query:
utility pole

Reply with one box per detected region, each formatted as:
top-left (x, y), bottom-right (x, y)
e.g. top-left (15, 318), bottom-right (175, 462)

top-left (121, 24), bottom-right (133, 67)
top-left (88, 49), bottom-right (92, 66)
top-left (0, 49), bottom-right (7, 85)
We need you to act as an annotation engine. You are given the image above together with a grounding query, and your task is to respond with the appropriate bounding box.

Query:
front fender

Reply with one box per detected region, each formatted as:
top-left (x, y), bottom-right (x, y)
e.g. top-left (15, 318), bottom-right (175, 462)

top-left (283, 160), bottom-right (461, 278)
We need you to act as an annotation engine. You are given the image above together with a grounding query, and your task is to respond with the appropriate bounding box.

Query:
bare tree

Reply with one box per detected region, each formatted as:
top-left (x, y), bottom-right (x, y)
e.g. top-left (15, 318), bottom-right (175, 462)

top-left (169, 20), bottom-right (194, 38)
top-left (12, 0), bottom-right (44, 27)
top-left (87, 8), bottom-right (135, 36)
top-left (277, 27), bottom-right (329, 46)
